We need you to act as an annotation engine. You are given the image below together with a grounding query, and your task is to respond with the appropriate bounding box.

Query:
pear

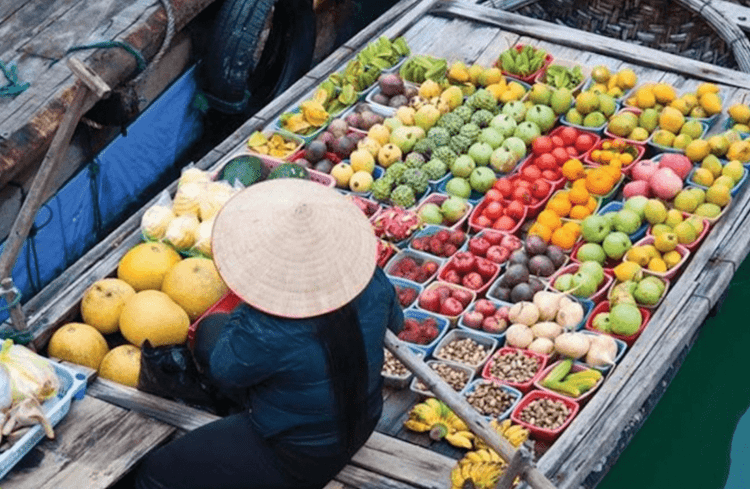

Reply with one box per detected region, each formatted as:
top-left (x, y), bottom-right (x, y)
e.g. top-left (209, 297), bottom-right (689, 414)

top-left (550, 87), bottom-right (573, 115)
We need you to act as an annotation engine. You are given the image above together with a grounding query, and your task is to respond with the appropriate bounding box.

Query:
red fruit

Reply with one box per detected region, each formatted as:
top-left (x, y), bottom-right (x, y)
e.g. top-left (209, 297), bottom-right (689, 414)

top-left (483, 230), bottom-right (503, 246)
top-left (483, 201), bottom-right (504, 221)
top-left (551, 135), bottom-right (565, 148)
top-left (486, 244), bottom-right (510, 264)
top-left (506, 200), bottom-right (525, 220)
top-left (474, 299), bottom-right (497, 317)
top-left (495, 306), bottom-right (510, 321)
top-left (435, 285), bottom-right (452, 302)
top-left (514, 178), bottom-right (532, 189)
top-left (412, 269), bottom-right (430, 283)
top-left (451, 288), bottom-right (474, 308)
top-left (551, 147), bottom-right (570, 165)
top-left (462, 272), bottom-right (485, 290)
top-left (442, 243), bottom-right (458, 257)
top-left (531, 180), bottom-right (551, 199)
top-left (462, 311), bottom-right (484, 329)
top-left (418, 289), bottom-right (441, 312)
top-left (475, 214), bottom-right (492, 229)
top-left (468, 237), bottom-right (491, 257)
top-left (443, 269), bottom-right (462, 284)
top-left (411, 236), bottom-right (428, 251)
top-left (565, 146), bottom-right (579, 157)
top-left (559, 126), bottom-right (579, 146)
top-left (475, 257), bottom-right (497, 280)
top-left (532, 136), bottom-right (554, 155)
top-left (403, 318), bottom-right (420, 331)
top-left (435, 230), bottom-right (450, 242)
top-left (485, 188), bottom-right (503, 203)
top-left (521, 165), bottom-right (542, 182)
top-left (500, 234), bottom-right (523, 251)
top-left (397, 287), bottom-right (418, 307)
top-left (421, 325), bottom-right (439, 342)
top-left (428, 238), bottom-right (444, 256)
top-left (535, 153), bottom-right (557, 171)
top-left (494, 178), bottom-right (513, 198)
top-left (452, 252), bottom-right (476, 274)
top-left (482, 316), bottom-right (507, 334)
top-left (440, 297), bottom-right (464, 316)
top-left (542, 169), bottom-right (561, 181)
top-left (575, 133), bottom-right (596, 153)
top-left (512, 187), bottom-right (532, 204)
top-left (422, 261), bottom-right (439, 275)
top-left (397, 329), bottom-right (422, 343)
top-left (448, 230), bottom-right (466, 247)
top-left (493, 216), bottom-right (516, 231)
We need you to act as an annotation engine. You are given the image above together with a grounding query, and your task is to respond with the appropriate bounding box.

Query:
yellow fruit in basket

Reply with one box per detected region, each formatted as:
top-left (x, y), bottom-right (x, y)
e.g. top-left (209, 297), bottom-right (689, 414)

top-left (658, 107), bottom-right (684, 134)
top-left (161, 257), bottom-right (228, 322)
top-left (729, 103), bottom-right (750, 124)
top-left (350, 149), bottom-right (376, 173)
top-left (648, 257), bottom-right (668, 273)
top-left (81, 278), bottom-right (136, 335)
top-left (617, 69), bottom-right (637, 89)
top-left (165, 215), bottom-right (200, 252)
top-left (49, 322), bottom-right (110, 370)
top-left (119, 290), bottom-right (190, 347)
top-left (684, 139), bottom-right (711, 163)
top-left (663, 250), bottom-right (683, 269)
top-left (699, 92), bottom-right (722, 116)
top-left (349, 171), bottom-right (373, 193)
top-left (591, 65), bottom-right (610, 84)
top-left (418, 79), bottom-right (441, 99)
top-left (652, 83), bottom-right (676, 104)
top-left (696, 82), bottom-right (720, 98)
top-left (635, 87), bottom-right (656, 109)
top-left (178, 167), bottom-right (210, 187)
top-left (727, 140), bottom-right (750, 162)
top-left (98, 345), bottom-right (141, 388)
top-left (140, 205), bottom-right (174, 241)
top-left (117, 242), bottom-right (182, 291)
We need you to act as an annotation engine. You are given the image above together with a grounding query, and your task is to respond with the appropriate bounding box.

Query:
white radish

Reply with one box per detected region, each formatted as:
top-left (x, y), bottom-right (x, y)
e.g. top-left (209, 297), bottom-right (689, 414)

top-left (528, 337), bottom-right (554, 355)
top-left (533, 291), bottom-right (563, 321)
top-left (556, 301), bottom-right (585, 329)
top-left (554, 332), bottom-right (591, 359)
top-left (508, 302), bottom-right (540, 326)
top-left (585, 335), bottom-right (618, 367)
top-left (506, 324), bottom-right (534, 349)
top-left (530, 321), bottom-right (563, 340)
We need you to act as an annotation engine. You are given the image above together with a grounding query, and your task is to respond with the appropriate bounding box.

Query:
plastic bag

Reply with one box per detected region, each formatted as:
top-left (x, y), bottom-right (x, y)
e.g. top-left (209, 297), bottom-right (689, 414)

top-left (141, 190), bottom-right (175, 241)
top-left (164, 215), bottom-right (199, 252)
top-left (172, 181), bottom-right (206, 218)
top-left (190, 217), bottom-right (215, 258)
top-left (178, 163), bottom-right (211, 188)
top-left (0, 340), bottom-right (59, 403)
top-left (198, 181), bottom-right (236, 222)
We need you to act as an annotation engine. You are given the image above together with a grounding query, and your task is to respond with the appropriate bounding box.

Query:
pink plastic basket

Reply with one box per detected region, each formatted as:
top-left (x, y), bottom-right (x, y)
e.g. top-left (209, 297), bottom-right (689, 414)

top-left (481, 347), bottom-right (549, 394)
top-left (510, 390), bottom-right (579, 443)
top-left (585, 301), bottom-right (652, 346)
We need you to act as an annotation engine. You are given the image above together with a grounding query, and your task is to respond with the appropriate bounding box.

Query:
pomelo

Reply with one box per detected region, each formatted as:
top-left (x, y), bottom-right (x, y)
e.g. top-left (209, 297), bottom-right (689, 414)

top-left (81, 278), bottom-right (136, 334)
top-left (119, 290), bottom-right (190, 347)
top-left (117, 242), bottom-right (181, 291)
top-left (98, 345), bottom-right (141, 387)
top-left (161, 257), bottom-right (228, 322)
top-left (48, 322), bottom-right (110, 370)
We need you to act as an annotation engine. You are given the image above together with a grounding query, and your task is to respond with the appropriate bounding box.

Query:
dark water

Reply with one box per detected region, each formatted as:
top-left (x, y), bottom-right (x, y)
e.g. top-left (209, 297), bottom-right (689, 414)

top-left (599, 256), bottom-right (750, 489)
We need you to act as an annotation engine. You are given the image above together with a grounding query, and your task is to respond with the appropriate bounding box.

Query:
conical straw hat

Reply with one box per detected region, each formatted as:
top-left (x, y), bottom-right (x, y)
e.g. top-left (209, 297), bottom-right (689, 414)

top-left (211, 178), bottom-right (377, 318)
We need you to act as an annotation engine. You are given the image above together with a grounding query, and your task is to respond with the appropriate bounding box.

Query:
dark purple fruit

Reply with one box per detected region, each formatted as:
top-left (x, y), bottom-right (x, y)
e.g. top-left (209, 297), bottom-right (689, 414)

top-left (528, 277), bottom-right (545, 295)
top-left (510, 283), bottom-right (534, 303)
top-left (378, 74), bottom-right (405, 96)
top-left (545, 245), bottom-right (567, 269)
top-left (388, 94), bottom-right (409, 108)
top-left (508, 249), bottom-right (528, 267)
top-left (528, 255), bottom-right (555, 277)
top-left (332, 136), bottom-right (356, 159)
top-left (328, 119), bottom-right (348, 138)
top-left (372, 93), bottom-right (390, 105)
top-left (295, 158), bottom-right (313, 169)
top-left (360, 111), bottom-right (384, 130)
top-left (525, 235), bottom-right (548, 256)
top-left (314, 159), bottom-right (334, 174)
top-left (305, 140), bottom-right (327, 163)
top-left (316, 131), bottom-right (336, 151)
top-left (502, 264), bottom-right (530, 289)
top-left (493, 287), bottom-right (511, 302)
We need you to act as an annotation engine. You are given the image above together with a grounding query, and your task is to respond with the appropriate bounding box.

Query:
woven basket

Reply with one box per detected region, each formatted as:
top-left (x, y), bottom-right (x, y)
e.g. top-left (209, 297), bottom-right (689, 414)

top-left (481, 0), bottom-right (749, 69)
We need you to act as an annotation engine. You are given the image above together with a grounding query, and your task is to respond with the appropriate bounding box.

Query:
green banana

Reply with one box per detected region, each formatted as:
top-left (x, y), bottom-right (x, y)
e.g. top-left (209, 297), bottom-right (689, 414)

top-left (545, 380), bottom-right (581, 398)
top-left (541, 359), bottom-right (573, 388)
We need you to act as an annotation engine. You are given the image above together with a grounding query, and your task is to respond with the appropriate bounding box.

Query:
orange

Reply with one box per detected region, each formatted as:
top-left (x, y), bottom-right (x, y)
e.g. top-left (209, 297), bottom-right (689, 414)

top-left (547, 197), bottom-right (571, 217)
top-left (586, 196), bottom-right (599, 213)
top-left (572, 178), bottom-right (588, 190)
top-left (562, 159), bottom-right (585, 181)
top-left (562, 221), bottom-right (582, 238)
top-left (528, 222), bottom-right (552, 243)
top-left (598, 151), bottom-right (613, 163)
top-left (620, 152), bottom-right (634, 165)
top-left (537, 210), bottom-right (562, 231)
top-left (590, 149), bottom-right (602, 161)
top-left (569, 205), bottom-right (591, 220)
top-left (602, 164), bottom-right (622, 181)
top-left (569, 186), bottom-right (590, 205)
top-left (551, 227), bottom-right (577, 250)
top-left (585, 170), bottom-right (613, 195)
top-left (601, 141), bottom-right (612, 150)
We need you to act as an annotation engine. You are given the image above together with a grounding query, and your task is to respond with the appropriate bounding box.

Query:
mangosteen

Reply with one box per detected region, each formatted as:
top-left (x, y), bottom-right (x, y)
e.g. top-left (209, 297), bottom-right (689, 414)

top-left (316, 131), bottom-right (336, 151)
top-left (328, 119), bottom-right (348, 138)
top-left (528, 277), bottom-right (546, 295)
top-left (372, 93), bottom-right (390, 105)
top-left (378, 73), bottom-right (404, 96)
top-left (360, 111), bottom-right (384, 130)
top-left (528, 255), bottom-right (555, 277)
top-left (332, 136), bottom-right (356, 159)
top-left (545, 245), bottom-right (567, 269)
top-left (345, 113), bottom-right (363, 129)
top-left (305, 140), bottom-right (327, 163)
top-left (493, 287), bottom-right (511, 302)
top-left (388, 94), bottom-right (409, 108)
top-left (502, 264), bottom-right (530, 289)
top-left (509, 249), bottom-right (528, 267)
top-left (525, 235), bottom-right (548, 257)
top-left (510, 283), bottom-right (534, 303)
top-left (404, 85), bottom-right (419, 99)
top-left (314, 159), bottom-right (334, 174)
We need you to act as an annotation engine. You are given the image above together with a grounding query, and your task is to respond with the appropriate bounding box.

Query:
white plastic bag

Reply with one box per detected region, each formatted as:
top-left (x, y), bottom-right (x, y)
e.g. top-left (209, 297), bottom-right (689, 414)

top-left (0, 340), bottom-right (59, 403)
top-left (141, 190), bottom-right (175, 241)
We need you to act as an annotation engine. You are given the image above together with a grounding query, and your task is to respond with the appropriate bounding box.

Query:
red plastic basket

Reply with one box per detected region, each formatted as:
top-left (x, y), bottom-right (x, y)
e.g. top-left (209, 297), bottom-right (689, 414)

top-left (495, 44), bottom-right (554, 84)
top-left (515, 157), bottom-right (566, 194)
top-left (633, 236), bottom-right (690, 281)
top-left (415, 282), bottom-right (477, 325)
top-left (582, 138), bottom-right (647, 175)
top-left (569, 241), bottom-right (626, 275)
top-left (584, 301), bottom-right (652, 346)
top-left (481, 347), bottom-right (549, 393)
top-left (510, 390), bottom-right (580, 443)
top-left (646, 216), bottom-right (710, 254)
top-left (546, 125), bottom-right (602, 159)
top-left (187, 292), bottom-right (243, 349)
top-left (607, 277), bottom-right (670, 311)
top-left (548, 263), bottom-right (614, 304)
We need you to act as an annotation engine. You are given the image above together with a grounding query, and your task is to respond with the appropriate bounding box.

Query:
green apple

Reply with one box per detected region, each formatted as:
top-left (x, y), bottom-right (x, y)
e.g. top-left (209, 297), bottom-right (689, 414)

top-left (602, 232), bottom-right (632, 260)
top-left (592, 312), bottom-right (611, 333)
top-left (614, 209), bottom-right (641, 234)
top-left (445, 177), bottom-right (472, 199)
top-left (634, 279), bottom-right (663, 305)
top-left (571, 271), bottom-right (599, 298)
top-left (451, 155), bottom-right (476, 178)
top-left (469, 167), bottom-right (496, 193)
top-left (554, 273), bottom-right (575, 292)
top-left (623, 196), bottom-right (648, 221)
top-left (664, 209), bottom-right (684, 228)
top-left (610, 303), bottom-right (642, 335)
top-left (644, 199), bottom-right (668, 225)
top-left (577, 243), bottom-right (607, 265)
top-left (468, 142), bottom-right (493, 166)
top-left (578, 261), bottom-right (605, 285)
top-left (581, 215), bottom-right (611, 243)
top-left (418, 203), bottom-right (444, 225)
top-left (489, 114), bottom-right (517, 137)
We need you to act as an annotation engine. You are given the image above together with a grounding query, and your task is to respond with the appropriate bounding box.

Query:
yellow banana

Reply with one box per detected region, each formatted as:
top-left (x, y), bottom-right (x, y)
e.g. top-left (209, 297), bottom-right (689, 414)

top-left (450, 464), bottom-right (465, 488)
top-left (447, 412), bottom-right (469, 432)
top-left (403, 419), bottom-right (432, 432)
top-left (445, 431), bottom-right (474, 449)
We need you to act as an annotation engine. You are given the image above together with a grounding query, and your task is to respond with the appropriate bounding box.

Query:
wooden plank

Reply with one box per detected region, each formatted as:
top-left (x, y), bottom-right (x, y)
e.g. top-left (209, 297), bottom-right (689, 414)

top-left (693, 260), bottom-right (736, 309)
top-left (343, 0), bottom-right (427, 52)
top-left (472, 29), bottom-right (519, 67)
top-left (428, 1), bottom-right (750, 90)
top-left (335, 464), bottom-right (422, 489)
top-left (1, 396), bottom-right (174, 489)
top-left (714, 0), bottom-right (750, 33)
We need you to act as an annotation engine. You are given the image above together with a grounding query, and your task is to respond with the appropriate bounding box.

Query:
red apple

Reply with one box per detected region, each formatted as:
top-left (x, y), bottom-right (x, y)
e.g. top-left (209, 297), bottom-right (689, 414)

top-left (440, 297), bottom-right (464, 316)
top-left (500, 234), bottom-right (523, 251)
top-left (474, 299), bottom-right (497, 317)
top-left (462, 311), bottom-right (484, 329)
top-left (495, 305), bottom-right (510, 321)
top-left (475, 257), bottom-right (497, 280)
top-left (462, 272), bottom-right (484, 290)
top-left (435, 285), bottom-right (452, 302)
top-left (506, 200), bottom-right (525, 220)
top-left (483, 230), bottom-right (503, 246)
top-left (482, 316), bottom-right (508, 334)
top-left (443, 269), bottom-right (462, 284)
top-left (418, 289), bottom-right (441, 312)
top-left (475, 214), bottom-right (492, 228)
top-left (493, 216), bottom-right (516, 231)
top-left (469, 236), bottom-right (491, 256)
top-left (486, 244), bottom-right (510, 264)
top-left (542, 169), bottom-right (561, 181)
top-left (452, 252), bottom-right (476, 274)
top-left (451, 288), bottom-right (474, 308)
top-left (448, 230), bottom-right (466, 247)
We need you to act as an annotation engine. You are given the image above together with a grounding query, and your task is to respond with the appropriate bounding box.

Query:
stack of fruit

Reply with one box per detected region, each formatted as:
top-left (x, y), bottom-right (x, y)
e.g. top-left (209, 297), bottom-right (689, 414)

top-left (552, 261), bottom-right (611, 301)
top-left (584, 138), bottom-right (643, 171)
top-left (417, 196), bottom-right (472, 227)
top-left (410, 227), bottom-right (467, 258)
top-left (437, 251), bottom-right (500, 293)
top-left (585, 65), bottom-right (638, 100)
top-left (465, 230), bottom-right (523, 265)
top-left (564, 90), bottom-right (618, 131)
top-left (387, 252), bottom-right (441, 284)
top-left (418, 283), bottom-right (476, 320)
top-left (537, 359), bottom-right (602, 400)
top-left (246, 130), bottom-right (302, 159)
top-left (496, 45), bottom-right (551, 82)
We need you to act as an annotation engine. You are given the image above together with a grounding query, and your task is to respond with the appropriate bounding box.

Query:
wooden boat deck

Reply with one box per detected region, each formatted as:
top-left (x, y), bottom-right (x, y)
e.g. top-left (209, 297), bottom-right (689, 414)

top-left (4, 0), bottom-right (750, 487)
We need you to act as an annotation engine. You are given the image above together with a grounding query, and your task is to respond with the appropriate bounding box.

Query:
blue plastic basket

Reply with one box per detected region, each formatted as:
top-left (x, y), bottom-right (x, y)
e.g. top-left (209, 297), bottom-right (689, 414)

top-left (686, 164), bottom-right (748, 197)
top-left (647, 121), bottom-right (710, 155)
top-left (463, 378), bottom-right (522, 422)
top-left (457, 296), bottom-right (512, 344)
top-left (400, 309), bottom-right (451, 357)
top-left (436, 178), bottom-right (484, 205)
top-left (0, 362), bottom-right (87, 480)
top-left (271, 107), bottom-right (331, 145)
top-left (579, 330), bottom-right (627, 373)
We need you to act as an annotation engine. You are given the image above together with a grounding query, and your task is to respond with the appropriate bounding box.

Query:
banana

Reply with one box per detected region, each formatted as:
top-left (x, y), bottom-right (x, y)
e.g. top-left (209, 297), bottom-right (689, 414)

top-left (446, 431), bottom-right (474, 449)
top-left (565, 369), bottom-right (603, 382)
top-left (447, 412), bottom-right (469, 432)
top-left (541, 359), bottom-right (573, 387)
top-left (546, 380), bottom-right (581, 398)
top-left (403, 419), bottom-right (431, 432)
top-left (465, 451), bottom-right (484, 464)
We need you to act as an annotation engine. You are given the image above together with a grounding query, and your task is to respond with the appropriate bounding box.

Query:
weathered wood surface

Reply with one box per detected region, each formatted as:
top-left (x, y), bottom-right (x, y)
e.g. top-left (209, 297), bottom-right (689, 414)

top-left (7, 1), bottom-right (750, 488)
top-left (0, 0), bottom-right (215, 188)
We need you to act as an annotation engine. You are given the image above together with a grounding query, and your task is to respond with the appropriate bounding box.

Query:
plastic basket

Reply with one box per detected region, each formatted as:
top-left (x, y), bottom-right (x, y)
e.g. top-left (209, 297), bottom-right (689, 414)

top-left (364, 86), bottom-right (400, 117)
top-left (559, 111), bottom-right (609, 136)
top-left (463, 379), bottom-right (522, 422)
top-left (432, 329), bottom-right (499, 373)
top-left (647, 120), bottom-right (710, 155)
top-left (482, 347), bottom-right (549, 393)
top-left (188, 292), bottom-right (243, 349)
top-left (389, 276), bottom-right (424, 309)
top-left (0, 362), bottom-right (88, 480)
top-left (633, 236), bottom-right (690, 281)
top-left (596, 200), bottom-right (649, 242)
top-left (252, 155), bottom-right (336, 188)
top-left (243, 129), bottom-right (305, 162)
top-left (495, 44), bottom-right (554, 84)
top-left (436, 178), bottom-right (485, 205)
top-left (579, 330), bottom-right (627, 373)
top-left (510, 390), bottom-right (580, 443)
top-left (398, 309), bottom-right (451, 357)
top-left (582, 138), bottom-right (647, 174)
top-left (469, 198), bottom-right (527, 235)
top-left (534, 360), bottom-right (604, 404)
top-left (548, 263), bottom-right (614, 304)
top-left (382, 347), bottom-right (425, 389)
top-left (457, 297), bottom-right (513, 343)
top-left (416, 193), bottom-right (474, 231)
top-left (686, 164), bottom-right (748, 197)
top-left (603, 107), bottom-right (649, 146)
top-left (547, 125), bottom-right (602, 159)
top-left (415, 282), bottom-right (477, 325)
top-left (409, 224), bottom-right (468, 259)
top-left (607, 277), bottom-right (670, 311)
top-left (272, 107), bottom-right (331, 145)
top-left (384, 249), bottom-right (444, 286)
top-left (410, 359), bottom-right (475, 397)
top-left (437, 253), bottom-right (501, 297)
top-left (646, 215), bottom-right (710, 254)
top-left (485, 272), bottom-right (549, 305)
top-left (585, 301), bottom-right (652, 346)
top-left (534, 59), bottom-right (591, 94)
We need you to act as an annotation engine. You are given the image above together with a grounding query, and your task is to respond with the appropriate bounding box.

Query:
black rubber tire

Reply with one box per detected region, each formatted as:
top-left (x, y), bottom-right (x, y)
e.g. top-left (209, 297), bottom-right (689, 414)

top-left (202, 0), bottom-right (316, 114)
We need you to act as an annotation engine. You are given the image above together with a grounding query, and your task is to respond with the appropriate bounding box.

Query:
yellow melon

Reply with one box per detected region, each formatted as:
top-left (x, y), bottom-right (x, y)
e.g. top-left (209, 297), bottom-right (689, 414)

top-left (48, 322), bottom-right (110, 370)
top-left (161, 257), bottom-right (228, 322)
top-left (81, 278), bottom-right (136, 334)
top-left (117, 242), bottom-right (182, 291)
top-left (119, 290), bottom-right (190, 347)
top-left (98, 344), bottom-right (141, 387)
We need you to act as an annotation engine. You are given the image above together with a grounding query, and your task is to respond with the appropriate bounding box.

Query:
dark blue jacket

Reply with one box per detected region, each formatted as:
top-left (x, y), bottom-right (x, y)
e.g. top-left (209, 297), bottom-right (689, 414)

top-left (207, 267), bottom-right (403, 452)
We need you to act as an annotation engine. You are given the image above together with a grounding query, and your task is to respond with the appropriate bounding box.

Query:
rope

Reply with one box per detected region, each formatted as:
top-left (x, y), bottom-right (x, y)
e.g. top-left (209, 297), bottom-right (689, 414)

top-left (0, 60), bottom-right (30, 98)
top-left (0, 283), bottom-right (32, 344)
top-left (62, 41), bottom-right (148, 74)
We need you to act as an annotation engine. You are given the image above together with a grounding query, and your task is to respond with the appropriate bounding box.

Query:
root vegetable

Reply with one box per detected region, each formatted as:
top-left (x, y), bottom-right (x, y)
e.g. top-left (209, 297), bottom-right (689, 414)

top-left (585, 335), bottom-right (618, 367)
top-left (554, 332), bottom-right (590, 359)
top-left (533, 291), bottom-right (563, 321)
top-left (556, 301), bottom-right (585, 329)
top-left (506, 324), bottom-right (534, 348)
top-left (528, 337), bottom-right (555, 355)
top-left (530, 321), bottom-right (563, 340)
top-left (508, 302), bottom-right (540, 326)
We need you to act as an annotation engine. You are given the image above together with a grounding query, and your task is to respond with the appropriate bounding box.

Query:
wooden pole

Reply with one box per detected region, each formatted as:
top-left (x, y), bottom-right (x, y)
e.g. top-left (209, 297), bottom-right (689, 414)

top-left (0, 59), bottom-right (110, 331)
top-left (384, 330), bottom-right (556, 489)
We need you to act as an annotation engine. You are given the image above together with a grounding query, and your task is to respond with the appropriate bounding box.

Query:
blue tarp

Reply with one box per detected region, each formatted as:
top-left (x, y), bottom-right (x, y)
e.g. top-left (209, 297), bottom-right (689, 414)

top-left (0, 65), bottom-right (203, 323)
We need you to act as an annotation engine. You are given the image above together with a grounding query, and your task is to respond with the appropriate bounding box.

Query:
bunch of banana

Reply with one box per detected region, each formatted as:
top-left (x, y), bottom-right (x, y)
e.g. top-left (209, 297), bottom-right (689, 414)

top-left (540, 359), bottom-right (602, 398)
top-left (403, 398), bottom-right (475, 448)
top-left (497, 45), bottom-right (547, 77)
top-left (474, 419), bottom-right (530, 451)
top-left (450, 457), bottom-right (505, 489)
top-left (399, 55), bottom-right (448, 84)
